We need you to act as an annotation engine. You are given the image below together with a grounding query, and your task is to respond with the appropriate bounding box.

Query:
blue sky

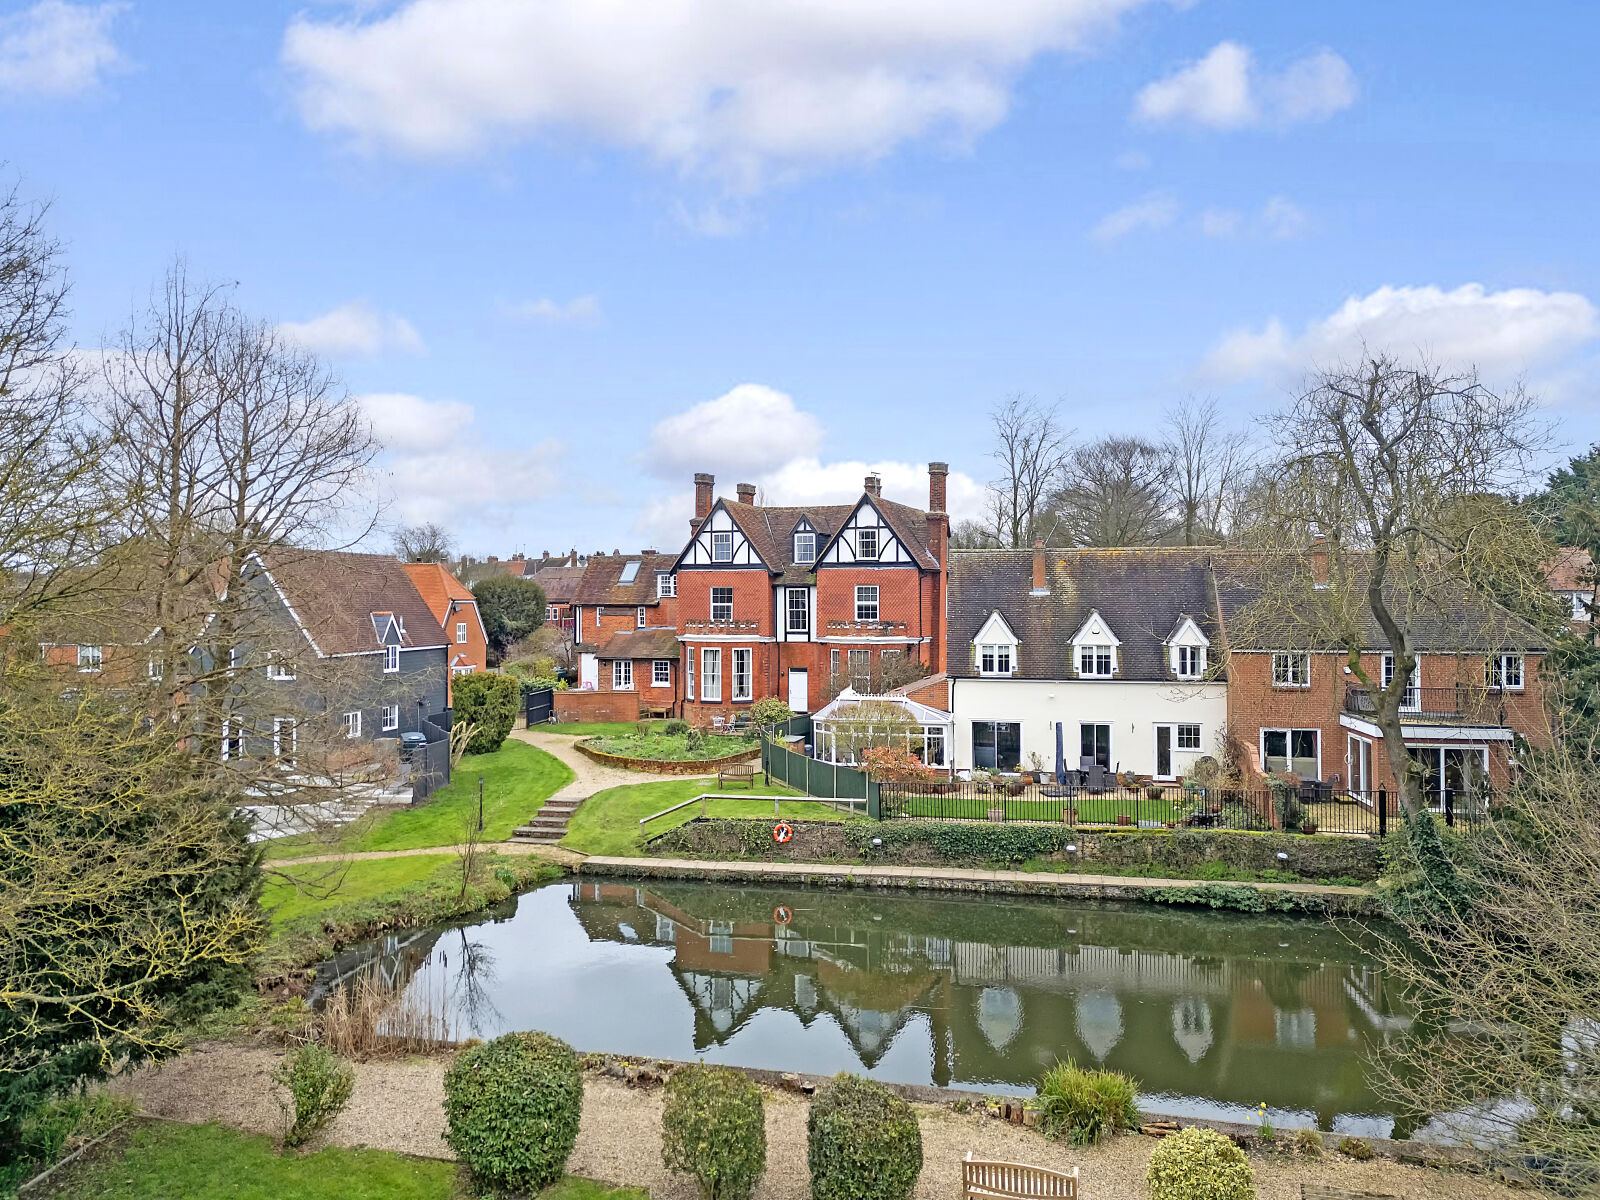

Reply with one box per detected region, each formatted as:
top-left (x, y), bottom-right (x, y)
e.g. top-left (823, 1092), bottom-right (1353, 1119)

top-left (4, 0), bottom-right (1598, 555)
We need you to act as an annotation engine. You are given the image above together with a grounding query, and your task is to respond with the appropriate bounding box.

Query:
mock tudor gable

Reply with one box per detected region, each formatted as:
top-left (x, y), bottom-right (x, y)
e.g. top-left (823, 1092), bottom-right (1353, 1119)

top-left (676, 502), bottom-right (770, 569)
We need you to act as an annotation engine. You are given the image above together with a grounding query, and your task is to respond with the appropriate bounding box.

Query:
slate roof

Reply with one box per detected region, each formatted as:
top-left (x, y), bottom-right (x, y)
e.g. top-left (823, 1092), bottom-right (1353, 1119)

top-left (718, 494), bottom-right (940, 583)
top-left (253, 549), bottom-right (447, 656)
top-left (947, 548), bottom-right (1222, 682)
top-left (594, 627), bottom-right (681, 661)
top-left (575, 552), bottom-right (679, 606)
top-left (1210, 553), bottom-right (1551, 653)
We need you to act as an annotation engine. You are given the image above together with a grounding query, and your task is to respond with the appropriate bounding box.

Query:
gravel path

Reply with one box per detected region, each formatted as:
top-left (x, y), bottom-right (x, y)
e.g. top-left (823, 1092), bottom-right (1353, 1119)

top-left (511, 727), bottom-right (704, 797)
top-left (116, 1043), bottom-right (1522, 1200)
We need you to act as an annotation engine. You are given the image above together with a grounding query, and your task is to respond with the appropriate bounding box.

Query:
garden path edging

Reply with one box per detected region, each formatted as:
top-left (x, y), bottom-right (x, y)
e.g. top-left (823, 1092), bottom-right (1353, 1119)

top-left (572, 738), bottom-right (760, 775)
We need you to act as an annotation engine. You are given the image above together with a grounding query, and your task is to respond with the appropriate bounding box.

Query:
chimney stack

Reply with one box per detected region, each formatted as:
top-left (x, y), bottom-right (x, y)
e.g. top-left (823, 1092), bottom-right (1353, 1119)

top-left (1310, 534), bottom-right (1329, 587)
top-left (736, 482), bottom-right (756, 505)
top-left (864, 473), bottom-right (882, 499)
top-left (691, 472), bottom-right (715, 534)
top-left (928, 462), bottom-right (948, 514)
top-left (1032, 540), bottom-right (1048, 595)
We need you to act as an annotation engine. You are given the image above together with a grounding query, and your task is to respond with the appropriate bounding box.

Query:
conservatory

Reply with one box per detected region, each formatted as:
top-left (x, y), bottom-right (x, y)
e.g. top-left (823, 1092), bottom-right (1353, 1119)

top-left (810, 689), bottom-right (954, 769)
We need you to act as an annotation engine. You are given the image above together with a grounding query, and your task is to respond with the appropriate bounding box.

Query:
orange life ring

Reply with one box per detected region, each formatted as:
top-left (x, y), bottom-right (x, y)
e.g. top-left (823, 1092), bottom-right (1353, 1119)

top-left (774, 905), bottom-right (793, 925)
top-left (772, 821), bottom-right (794, 844)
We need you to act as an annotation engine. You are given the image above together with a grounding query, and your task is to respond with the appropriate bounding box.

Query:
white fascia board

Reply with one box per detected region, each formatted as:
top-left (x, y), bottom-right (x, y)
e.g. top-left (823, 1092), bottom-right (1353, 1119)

top-left (974, 610), bottom-right (1018, 645)
top-left (244, 552), bottom-right (327, 658)
top-left (1069, 608), bottom-right (1121, 646)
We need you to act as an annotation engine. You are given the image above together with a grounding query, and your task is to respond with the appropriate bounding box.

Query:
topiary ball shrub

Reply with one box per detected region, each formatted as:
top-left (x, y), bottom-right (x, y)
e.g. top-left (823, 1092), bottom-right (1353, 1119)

top-left (807, 1073), bottom-right (922, 1200)
top-left (1036, 1059), bottom-right (1140, 1146)
top-left (274, 1042), bottom-right (355, 1148)
top-left (452, 672), bottom-right (522, 755)
top-left (1147, 1126), bottom-right (1255, 1200)
top-left (661, 1064), bottom-right (767, 1200)
top-left (442, 1031), bottom-right (582, 1192)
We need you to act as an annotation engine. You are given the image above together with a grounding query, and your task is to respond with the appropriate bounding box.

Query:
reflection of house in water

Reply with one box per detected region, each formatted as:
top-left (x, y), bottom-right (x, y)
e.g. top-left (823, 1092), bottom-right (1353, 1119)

top-left (569, 882), bottom-right (1407, 1126)
top-left (310, 928), bottom-right (443, 1004)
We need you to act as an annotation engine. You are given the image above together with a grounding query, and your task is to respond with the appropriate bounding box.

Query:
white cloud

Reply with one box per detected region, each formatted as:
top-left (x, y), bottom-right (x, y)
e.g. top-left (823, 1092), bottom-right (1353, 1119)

top-left (1133, 41), bottom-right (1356, 130)
top-left (0, 1), bottom-right (122, 97)
top-left (644, 384), bottom-right (825, 478)
top-left (1199, 207), bottom-right (1241, 238)
top-left (354, 390), bottom-right (563, 528)
top-left (280, 301), bottom-right (424, 357)
top-left (1203, 283), bottom-right (1600, 384)
top-left (1260, 194), bottom-right (1307, 239)
top-left (1090, 191), bottom-right (1177, 242)
top-left (282, 0), bottom-right (1166, 191)
top-left (1199, 195), bottom-right (1306, 239)
top-left (503, 295), bottom-right (603, 324)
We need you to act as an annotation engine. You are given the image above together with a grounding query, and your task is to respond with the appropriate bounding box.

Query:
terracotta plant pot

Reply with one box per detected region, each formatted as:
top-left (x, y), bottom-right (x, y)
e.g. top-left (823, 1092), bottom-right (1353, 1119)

top-left (1301, 822), bottom-right (1318, 835)
top-left (1116, 814), bottom-right (1133, 827)
top-left (1062, 807), bottom-right (1079, 826)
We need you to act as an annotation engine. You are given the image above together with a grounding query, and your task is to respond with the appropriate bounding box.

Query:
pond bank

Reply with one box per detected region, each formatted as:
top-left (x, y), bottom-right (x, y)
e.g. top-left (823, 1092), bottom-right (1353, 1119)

top-left (577, 854), bottom-right (1380, 914)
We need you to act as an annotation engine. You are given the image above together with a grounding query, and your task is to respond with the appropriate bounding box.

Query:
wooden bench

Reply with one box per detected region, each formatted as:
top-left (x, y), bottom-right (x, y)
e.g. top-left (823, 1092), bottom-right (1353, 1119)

top-left (962, 1152), bottom-right (1078, 1199)
top-left (718, 761), bottom-right (758, 789)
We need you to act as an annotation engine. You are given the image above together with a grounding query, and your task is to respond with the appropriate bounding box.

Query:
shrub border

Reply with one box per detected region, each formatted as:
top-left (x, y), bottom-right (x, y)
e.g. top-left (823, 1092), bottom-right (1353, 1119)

top-left (573, 738), bottom-right (760, 775)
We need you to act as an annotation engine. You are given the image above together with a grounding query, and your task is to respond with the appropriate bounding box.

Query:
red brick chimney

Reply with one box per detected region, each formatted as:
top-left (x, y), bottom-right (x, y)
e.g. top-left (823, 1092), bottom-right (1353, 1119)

top-left (928, 462), bottom-right (947, 515)
top-left (1032, 539), bottom-right (1048, 594)
top-left (1310, 534), bottom-right (1329, 587)
top-left (691, 472), bottom-right (715, 534)
top-left (864, 473), bottom-right (882, 499)
top-left (736, 482), bottom-right (756, 505)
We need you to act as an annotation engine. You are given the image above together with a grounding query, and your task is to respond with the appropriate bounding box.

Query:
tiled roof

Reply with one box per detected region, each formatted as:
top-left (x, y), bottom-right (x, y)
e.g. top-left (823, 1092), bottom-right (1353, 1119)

top-left (401, 562), bottom-right (474, 615)
top-left (594, 627), bottom-right (681, 661)
top-left (719, 494), bottom-right (939, 581)
top-left (575, 552), bottom-right (679, 606)
top-left (947, 548), bottom-right (1222, 682)
top-left (1546, 548), bottom-right (1595, 593)
top-left (532, 563), bottom-right (586, 603)
top-left (254, 549), bottom-right (447, 656)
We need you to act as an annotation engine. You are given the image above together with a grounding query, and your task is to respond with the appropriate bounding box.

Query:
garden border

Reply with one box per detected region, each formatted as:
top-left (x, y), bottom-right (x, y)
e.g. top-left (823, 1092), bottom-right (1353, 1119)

top-left (573, 738), bottom-right (761, 775)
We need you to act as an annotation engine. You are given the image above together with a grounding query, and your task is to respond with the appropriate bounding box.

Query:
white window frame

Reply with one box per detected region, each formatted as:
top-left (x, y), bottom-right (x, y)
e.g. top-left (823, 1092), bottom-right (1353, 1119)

top-left (793, 531), bottom-right (816, 564)
top-left (147, 656), bottom-right (163, 681)
top-left (1382, 653), bottom-right (1421, 710)
top-left (343, 710), bottom-right (362, 739)
top-left (701, 648), bottom-right (722, 702)
top-left (732, 647), bottom-right (752, 701)
top-left (636, 606), bottom-right (647, 629)
top-left (1176, 723), bottom-right (1202, 751)
top-left (1271, 651), bottom-right (1310, 688)
top-left (848, 647), bottom-right (871, 690)
top-left (456, 622), bottom-right (468, 644)
top-left (656, 572), bottom-right (676, 598)
top-left (1078, 644), bottom-right (1115, 678)
top-left (382, 704), bottom-right (400, 732)
top-left (77, 645), bottom-right (102, 672)
top-left (1260, 727), bottom-right (1320, 777)
top-left (613, 660), bottom-right (634, 691)
top-left (711, 531), bottom-right (733, 562)
top-left (856, 527), bottom-right (879, 560)
top-left (384, 644), bottom-right (400, 673)
top-left (265, 652), bottom-right (296, 681)
top-left (977, 643), bottom-right (1013, 676)
top-left (273, 717), bottom-right (297, 765)
top-left (854, 585), bottom-right (879, 622)
top-left (786, 587), bottom-right (810, 634)
top-left (1487, 653), bottom-right (1525, 691)
top-left (710, 587), bottom-right (734, 622)
top-left (1174, 645), bottom-right (1205, 678)
top-left (686, 648), bottom-right (695, 700)
top-left (652, 659), bottom-right (672, 687)
top-left (548, 604), bottom-right (560, 621)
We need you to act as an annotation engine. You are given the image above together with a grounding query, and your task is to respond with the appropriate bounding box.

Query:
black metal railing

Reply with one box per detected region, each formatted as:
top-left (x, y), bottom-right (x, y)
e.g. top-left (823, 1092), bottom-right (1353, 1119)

top-left (410, 711), bottom-right (452, 805)
top-left (1343, 683), bottom-right (1509, 726)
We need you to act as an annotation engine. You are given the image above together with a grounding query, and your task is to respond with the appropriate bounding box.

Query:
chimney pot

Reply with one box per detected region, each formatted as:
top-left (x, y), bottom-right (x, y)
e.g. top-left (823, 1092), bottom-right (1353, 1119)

top-left (1032, 539), bottom-right (1048, 594)
top-left (864, 473), bottom-right (882, 499)
top-left (736, 482), bottom-right (756, 505)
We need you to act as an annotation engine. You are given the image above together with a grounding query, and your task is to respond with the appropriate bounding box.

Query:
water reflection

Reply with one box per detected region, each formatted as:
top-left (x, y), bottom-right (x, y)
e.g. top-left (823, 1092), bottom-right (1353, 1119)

top-left (313, 880), bottom-right (1414, 1135)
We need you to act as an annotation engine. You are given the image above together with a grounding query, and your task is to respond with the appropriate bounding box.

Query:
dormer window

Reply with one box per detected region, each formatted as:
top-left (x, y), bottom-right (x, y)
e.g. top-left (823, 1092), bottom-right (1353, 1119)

top-left (656, 571), bottom-right (676, 598)
top-left (856, 528), bottom-right (879, 560)
top-left (711, 531), bottom-right (733, 562)
top-left (978, 644), bottom-right (1014, 676)
top-left (1174, 646), bottom-right (1205, 678)
top-left (1078, 645), bottom-right (1115, 677)
top-left (793, 531), bottom-right (816, 564)
top-left (385, 644), bottom-right (400, 673)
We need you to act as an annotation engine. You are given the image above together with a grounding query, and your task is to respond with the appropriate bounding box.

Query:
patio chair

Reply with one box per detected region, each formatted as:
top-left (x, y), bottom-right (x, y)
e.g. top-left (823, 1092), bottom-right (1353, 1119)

top-left (1081, 762), bottom-right (1111, 794)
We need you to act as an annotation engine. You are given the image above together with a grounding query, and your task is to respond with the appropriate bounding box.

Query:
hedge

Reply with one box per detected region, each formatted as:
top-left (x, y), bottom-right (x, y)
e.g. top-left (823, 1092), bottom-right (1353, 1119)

top-left (453, 672), bottom-right (522, 754)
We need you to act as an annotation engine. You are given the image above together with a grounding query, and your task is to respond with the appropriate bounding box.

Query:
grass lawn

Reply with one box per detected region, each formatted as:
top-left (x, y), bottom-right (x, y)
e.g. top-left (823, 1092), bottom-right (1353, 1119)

top-left (584, 731), bottom-right (758, 762)
top-left (538, 720), bottom-right (668, 737)
top-left (892, 790), bottom-right (1186, 825)
top-left (269, 740), bottom-right (572, 860)
top-left (261, 854), bottom-right (457, 925)
top-left (562, 777), bottom-right (856, 857)
top-left (37, 1120), bottom-right (645, 1200)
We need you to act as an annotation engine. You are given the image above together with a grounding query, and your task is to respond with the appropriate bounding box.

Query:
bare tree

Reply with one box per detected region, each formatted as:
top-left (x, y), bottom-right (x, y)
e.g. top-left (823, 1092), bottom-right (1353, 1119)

top-left (1049, 436), bottom-right (1175, 546)
top-left (1164, 396), bottom-right (1254, 545)
top-left (984, 395), bottom-right (1072, 547)
top-left (394, 522), bottom-right (455, 564)
top-left (1229, 355), bottom-right (1549, 816)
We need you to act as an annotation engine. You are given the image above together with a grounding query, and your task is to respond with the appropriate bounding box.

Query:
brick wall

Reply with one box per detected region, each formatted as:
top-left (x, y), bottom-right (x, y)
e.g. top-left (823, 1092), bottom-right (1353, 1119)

top-left (553, 688), bottom-right (641, 724)
top-left (598, 657), bottom-right (679, 714)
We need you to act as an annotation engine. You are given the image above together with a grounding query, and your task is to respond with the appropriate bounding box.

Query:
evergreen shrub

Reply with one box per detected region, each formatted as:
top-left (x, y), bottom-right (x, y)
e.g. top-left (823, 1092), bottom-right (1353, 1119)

top-left (806, 1074), bottom-right (922, 1200)
top-left (661, 1063), bottom-right (767, 1200)
top-left (1147, 1126), bottom-right (1255, 1200)
top-left (274, 1042), bottom-right (355, 1147)
top-left (453, 673), bottom-right (521, 754)
top-left (442, 1031), bottom-right (582, 1192)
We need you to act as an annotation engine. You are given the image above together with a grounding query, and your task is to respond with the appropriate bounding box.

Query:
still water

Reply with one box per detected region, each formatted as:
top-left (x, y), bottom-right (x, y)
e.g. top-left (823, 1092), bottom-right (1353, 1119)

top-left (315, 880), bottom-right (1417, 1137)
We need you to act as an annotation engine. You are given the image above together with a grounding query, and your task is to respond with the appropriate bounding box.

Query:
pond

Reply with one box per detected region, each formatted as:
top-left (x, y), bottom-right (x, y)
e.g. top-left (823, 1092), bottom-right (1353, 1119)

top-left (314, 879), bottom-right (1422, 1138)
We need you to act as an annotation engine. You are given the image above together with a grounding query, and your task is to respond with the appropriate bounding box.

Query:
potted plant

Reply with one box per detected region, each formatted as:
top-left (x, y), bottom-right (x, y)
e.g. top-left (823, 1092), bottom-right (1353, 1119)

top-left (1062, 805), bottom-right (1079, 826)
top-left (1144, 783), bottom-right (1163, 801)
top-left (1301, 820), bottom-right (1319, 835)
top-left (1116, 813), bottom-right (1133, 827)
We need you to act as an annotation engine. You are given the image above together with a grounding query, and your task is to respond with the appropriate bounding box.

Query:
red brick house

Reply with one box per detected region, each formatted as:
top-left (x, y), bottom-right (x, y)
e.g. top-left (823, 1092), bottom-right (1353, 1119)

top-left (572, 550), bottom-right (681, 691)
top-left (401, 561), bottom-right (487, 704)
top-left (671, 466), bottom-right (949, 723)
top-left (592, 627), bottom-right (681, 716)
top-left (1213, 555), bottom-right (1551, 810)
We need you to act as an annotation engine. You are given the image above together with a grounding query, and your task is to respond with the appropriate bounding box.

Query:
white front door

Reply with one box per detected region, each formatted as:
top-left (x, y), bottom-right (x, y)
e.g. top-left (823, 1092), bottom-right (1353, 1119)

top-left (787, 668), bottom-right (809, 713)
top-left (579, 652), bottom-right (599, 690)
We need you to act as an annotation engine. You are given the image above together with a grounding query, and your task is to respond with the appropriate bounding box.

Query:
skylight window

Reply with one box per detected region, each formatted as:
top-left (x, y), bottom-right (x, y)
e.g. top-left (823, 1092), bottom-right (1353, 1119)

top-left (619, 560), bottom-right (640, 584)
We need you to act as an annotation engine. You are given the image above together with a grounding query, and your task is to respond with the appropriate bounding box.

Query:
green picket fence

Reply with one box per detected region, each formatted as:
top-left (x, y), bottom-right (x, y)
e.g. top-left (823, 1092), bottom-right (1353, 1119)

top-left (762, 738), bottom-right (879, 816)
